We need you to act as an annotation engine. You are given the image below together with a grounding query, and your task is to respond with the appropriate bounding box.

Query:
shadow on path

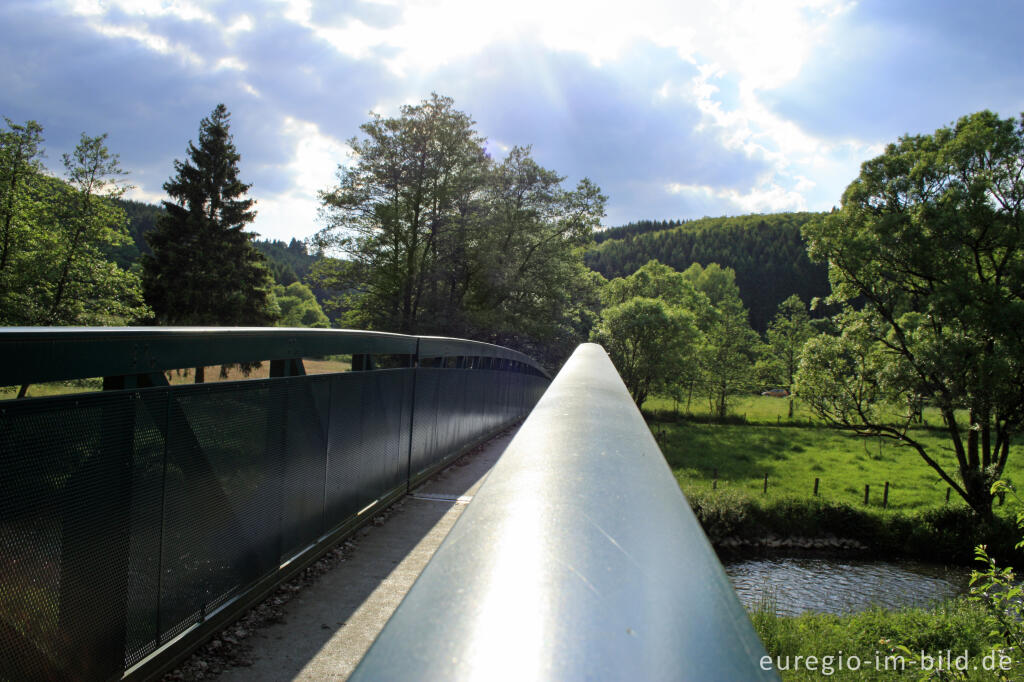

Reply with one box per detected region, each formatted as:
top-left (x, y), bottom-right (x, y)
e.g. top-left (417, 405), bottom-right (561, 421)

top-left (214, 426), bottom-right (518, 682)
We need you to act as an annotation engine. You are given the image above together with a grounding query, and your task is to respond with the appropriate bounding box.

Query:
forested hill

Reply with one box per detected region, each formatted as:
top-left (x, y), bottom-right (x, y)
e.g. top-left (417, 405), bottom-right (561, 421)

top-left (593, 219), bottom-right (686, 244)
top-left (103, 198), bottom-right (164, 269)
top-left (253, 238), bottom-right (318, 285)
top-left (586, 212), bottom-right (830, 332)
top-left (105, 198), bottom-right (317, 288)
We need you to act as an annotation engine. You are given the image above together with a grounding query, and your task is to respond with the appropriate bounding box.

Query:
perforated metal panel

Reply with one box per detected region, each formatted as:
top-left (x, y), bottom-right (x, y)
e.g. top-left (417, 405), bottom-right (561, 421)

top-left (0, 350), bottom-right (547, 681)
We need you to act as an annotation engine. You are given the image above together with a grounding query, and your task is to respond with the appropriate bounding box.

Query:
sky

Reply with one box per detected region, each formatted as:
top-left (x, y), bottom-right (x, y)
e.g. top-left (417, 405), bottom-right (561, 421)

top-left (2, 0), bottom-right (1022, 242)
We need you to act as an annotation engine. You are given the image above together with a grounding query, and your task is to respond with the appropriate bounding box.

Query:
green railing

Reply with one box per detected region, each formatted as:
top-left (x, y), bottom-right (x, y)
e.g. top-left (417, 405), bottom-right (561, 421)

top-left (351, 344), bottom-right (776, 680)
top-left (0, 327), bottom-right (549, 681)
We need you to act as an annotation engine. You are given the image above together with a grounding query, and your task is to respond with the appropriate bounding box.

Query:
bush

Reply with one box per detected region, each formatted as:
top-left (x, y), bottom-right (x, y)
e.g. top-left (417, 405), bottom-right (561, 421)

top-left (685, 492), bottom-right (1023, 567)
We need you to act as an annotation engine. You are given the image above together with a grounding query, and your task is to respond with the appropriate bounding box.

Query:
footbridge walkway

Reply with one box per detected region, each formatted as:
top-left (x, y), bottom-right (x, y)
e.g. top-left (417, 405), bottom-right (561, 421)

top-left (0, 328), bottom-right (774, 681)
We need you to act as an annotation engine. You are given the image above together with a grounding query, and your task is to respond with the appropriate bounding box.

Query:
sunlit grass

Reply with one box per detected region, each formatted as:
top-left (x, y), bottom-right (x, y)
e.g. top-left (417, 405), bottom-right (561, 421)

top-left (646, 395), bottom-right (1024, 516)
top-left (751, 596), bottom-right (1009, 681)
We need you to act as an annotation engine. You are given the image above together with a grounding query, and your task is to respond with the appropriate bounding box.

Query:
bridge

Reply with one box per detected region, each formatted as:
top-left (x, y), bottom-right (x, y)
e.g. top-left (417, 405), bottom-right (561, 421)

top-left (0, 328), bottom-right (774, 681)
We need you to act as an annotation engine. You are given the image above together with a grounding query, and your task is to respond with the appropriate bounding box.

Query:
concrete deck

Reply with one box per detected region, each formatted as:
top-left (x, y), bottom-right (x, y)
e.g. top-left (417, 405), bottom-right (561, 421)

top-left (217, 426), bottom-right (518, 682)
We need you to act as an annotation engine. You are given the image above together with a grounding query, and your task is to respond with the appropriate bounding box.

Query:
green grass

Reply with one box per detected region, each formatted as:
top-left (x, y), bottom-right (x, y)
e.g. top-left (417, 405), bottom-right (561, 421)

top-left (646, 393), bottom-right (959, 428)
top-left (645, 395), bottom-right (1024, 514)
top-left (646, 394), bottom-right (1024, 564)
top-left (751, 594), bottom-right (1013, 680)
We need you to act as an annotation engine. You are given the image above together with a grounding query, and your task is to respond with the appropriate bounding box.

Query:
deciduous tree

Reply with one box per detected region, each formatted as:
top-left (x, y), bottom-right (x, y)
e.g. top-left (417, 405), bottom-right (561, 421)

top-left (0, 125), bottom-right (148, 325)
top-left (314, 94), bottom-right (605, 365)
top-left (797, 110), bottom-right (1024, 516)
top-left (757, 294), bottom-right (813, 417)
top-left (591, 297), bottom-right (699, 406)
top-left (684, 262), bottom-right (760, 418)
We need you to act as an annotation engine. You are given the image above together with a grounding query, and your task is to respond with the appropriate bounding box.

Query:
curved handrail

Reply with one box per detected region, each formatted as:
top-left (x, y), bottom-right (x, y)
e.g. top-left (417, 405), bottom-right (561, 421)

top-left (0, 326), bottom-right (550, 386)
top-left (350, 343), bottom-right (776, 680)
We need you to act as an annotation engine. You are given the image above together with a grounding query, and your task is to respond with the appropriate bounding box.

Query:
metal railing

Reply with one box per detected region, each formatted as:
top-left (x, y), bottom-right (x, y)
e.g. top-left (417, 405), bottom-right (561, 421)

top-left (0, 327), bottom-right (549, 682)
top-left (350, 343), bottom-right (776, 681)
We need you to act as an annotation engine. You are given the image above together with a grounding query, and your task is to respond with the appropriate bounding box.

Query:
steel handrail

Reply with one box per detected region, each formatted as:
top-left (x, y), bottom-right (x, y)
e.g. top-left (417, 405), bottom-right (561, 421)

top-left (0, 326), bottom-right (550, 386)
top-left (350, 343), bottom-right (776, 680)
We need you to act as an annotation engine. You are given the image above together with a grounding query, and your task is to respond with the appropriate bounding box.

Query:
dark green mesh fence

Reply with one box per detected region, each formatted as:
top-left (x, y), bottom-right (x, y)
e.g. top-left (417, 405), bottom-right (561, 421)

top-left (0, 362), bottom-right (547, 681)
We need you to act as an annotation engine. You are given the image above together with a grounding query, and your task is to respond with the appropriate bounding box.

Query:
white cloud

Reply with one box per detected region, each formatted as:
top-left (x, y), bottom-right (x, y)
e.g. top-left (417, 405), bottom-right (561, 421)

top-left (226, 14), bottom-right (254, 34)
top-left (249, 117), bottom-right (352, 241)
top-left (87, 20), bottom-right (205, 67)
top-left (215, 56), bottom-right (247, 72)
top-left (44, 0), bottom-right (889, 230)
top-left (66, 0), bottom-right (216, 23)
top-left (667, 179), bottom-right (810, 213)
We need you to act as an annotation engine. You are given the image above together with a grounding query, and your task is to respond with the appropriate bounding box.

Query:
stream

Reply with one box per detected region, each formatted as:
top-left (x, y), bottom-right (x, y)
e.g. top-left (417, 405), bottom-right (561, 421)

top-left (725, 557), bottom-right (972, 616)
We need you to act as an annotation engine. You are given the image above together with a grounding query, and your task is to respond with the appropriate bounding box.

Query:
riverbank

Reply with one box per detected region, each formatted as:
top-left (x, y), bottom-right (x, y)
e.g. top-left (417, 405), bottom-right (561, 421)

top-left (647, 396), bottom-right (1024, 677)
top-left (686, 489), bottom-right (1022, 566)
top-left (643, 398), bottom-right (1024, 567)
top-left (751, 596), bottom-right (1015, 680)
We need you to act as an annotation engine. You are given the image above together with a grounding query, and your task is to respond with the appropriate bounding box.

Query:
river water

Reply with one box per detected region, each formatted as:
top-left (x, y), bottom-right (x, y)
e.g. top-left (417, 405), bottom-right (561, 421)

top-left (725, 557), bottom-right (972, 616)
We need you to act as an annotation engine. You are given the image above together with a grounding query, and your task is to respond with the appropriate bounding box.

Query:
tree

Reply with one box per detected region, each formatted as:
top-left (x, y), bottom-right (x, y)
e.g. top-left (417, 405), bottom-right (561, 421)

top-left (757, 294), bottom-right (813, 417)
top-left (598, 260), bottom-right (708, 408)
top-left (467, 147), bottom-right (606, 363)
top-left (684, 262), bottom-right (760, 418)
top-left (47, 134), bottom-right (149, 324)
top-left (0, 118), bottom-right (43, 277)
top-left (314, 94), bottom-right (605, 365)
top-left (796, 110), bottom-right (1024, 516)
top-left (698, 295), bottom-right (760, 418)
top-left (273, 281), bottom-right (330, 328)
top-left (591, 297), bottom-right (699, 406)
top-left (0, 118), bottom-right (46, 321)
top-left (0, 126), bottom-right (148, 325)
top-left (142, 104), bottom-right (277, 327)
top-left (315, 93), bottom-right (488, 334)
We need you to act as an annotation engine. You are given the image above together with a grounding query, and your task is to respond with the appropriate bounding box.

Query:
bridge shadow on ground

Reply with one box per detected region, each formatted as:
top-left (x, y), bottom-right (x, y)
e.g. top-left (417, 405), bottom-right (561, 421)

top-left (214, 427), bottom-right (517, 682)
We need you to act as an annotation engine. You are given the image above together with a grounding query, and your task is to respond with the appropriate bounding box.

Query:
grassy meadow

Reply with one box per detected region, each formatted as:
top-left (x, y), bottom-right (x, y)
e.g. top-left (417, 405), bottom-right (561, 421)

top-left (751, 595), bottom-right (1015, 681)
top-left (645, 394), bottom-right (1024, 515)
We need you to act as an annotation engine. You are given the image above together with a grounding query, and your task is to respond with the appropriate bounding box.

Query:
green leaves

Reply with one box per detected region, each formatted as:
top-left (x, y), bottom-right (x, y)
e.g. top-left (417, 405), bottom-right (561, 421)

top-left (591, 296), bottom-right (698, 406)
top-left (799, 110), bottom-right (1024, 515)
top-left (313, 93), bottom-right (606, 364)
top-left (0, 121), bottom-right (149, 325)
top-left (593, 259), bottom-right (759, 413)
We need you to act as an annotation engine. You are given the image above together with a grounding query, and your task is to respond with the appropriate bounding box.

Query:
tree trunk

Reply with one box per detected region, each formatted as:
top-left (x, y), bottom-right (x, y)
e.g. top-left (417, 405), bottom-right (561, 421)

top-left (961, 467), bottom-right (994, 517)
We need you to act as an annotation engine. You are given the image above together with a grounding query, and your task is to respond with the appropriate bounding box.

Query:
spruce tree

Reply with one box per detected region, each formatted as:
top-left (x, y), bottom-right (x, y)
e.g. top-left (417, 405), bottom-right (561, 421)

top-left (142, 104), bottom-right (277, 326)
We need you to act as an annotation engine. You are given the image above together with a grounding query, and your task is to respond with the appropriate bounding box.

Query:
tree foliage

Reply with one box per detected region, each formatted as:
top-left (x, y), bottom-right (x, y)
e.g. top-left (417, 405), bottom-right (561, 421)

top-left (273, 281), bottom-right (329, 328)
top-left (757, 294), bottom-right (814, 417)
top-left (143, 104), bottom-right (277, 326)
top-left (682, 262), bottom-right (760, 418)
top-left (591, 297), bottom-right (698, 406)
top-left (586, 212), bottom-right (828, 331)
top-left (595, 259), bottom-right (759, 414)
top-left (313, 94), bottom-right (605, 365)
top-left (797, 110), bottom-right (1024, 515)
top-left (255, 238), bottom-right (317, 286)
top-left (596, 261), bottom-right (704, 405)
top-left (0, 121), bottom-right (149, 325)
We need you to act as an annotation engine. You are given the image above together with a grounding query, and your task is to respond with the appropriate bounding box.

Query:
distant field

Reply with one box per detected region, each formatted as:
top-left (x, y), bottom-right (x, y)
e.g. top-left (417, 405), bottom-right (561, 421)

top-left (644, 393), bottom-right (956, 428)
top-left (644, 395), bottom-right (1024, 516)
top-left (0, 355), bottom-right (352, 400)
